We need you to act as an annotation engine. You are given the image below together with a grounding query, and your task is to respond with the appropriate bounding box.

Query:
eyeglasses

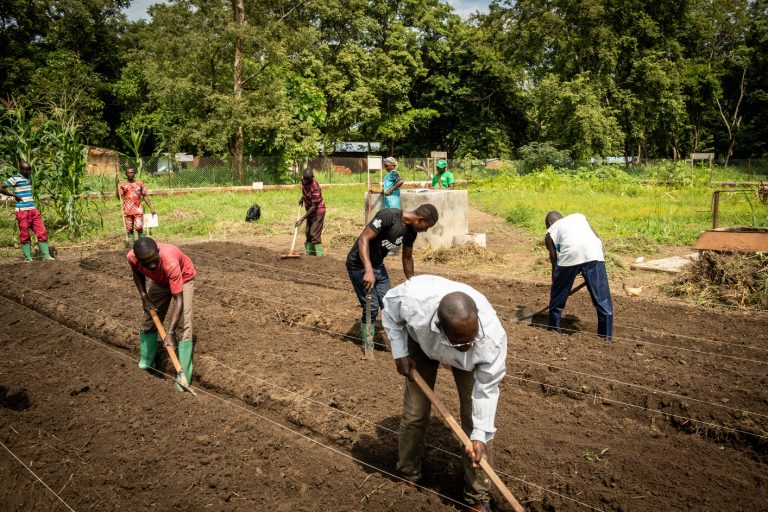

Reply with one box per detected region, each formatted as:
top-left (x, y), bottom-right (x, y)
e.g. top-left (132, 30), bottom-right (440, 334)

top-left (436, 318), bottom-right (484, 350)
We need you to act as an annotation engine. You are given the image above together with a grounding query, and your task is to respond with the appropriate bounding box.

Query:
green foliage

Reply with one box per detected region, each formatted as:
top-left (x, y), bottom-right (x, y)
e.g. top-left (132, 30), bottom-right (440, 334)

top-left (527, 74), bottom-right (623, 160)
top-left (36, 119), bottom-right (96, 238)
top-left (4, 0), bottom-right (768, 163)
top-left (518, 143), bottom-right (571, 172)
top-left (643, 161), bottom-right (700, 187)
top-left (505, 204), bottom-right (534, 227)
top-left (0, 103), bottom-right (97, 239)
top-left (470, 165), bottom-right (759, 253)
top-left (26, 50), bottom-right (108, 144)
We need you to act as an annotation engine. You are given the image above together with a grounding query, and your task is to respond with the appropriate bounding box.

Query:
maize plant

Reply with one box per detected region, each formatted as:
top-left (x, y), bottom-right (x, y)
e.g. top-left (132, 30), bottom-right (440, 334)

top-left (1, 101), bottom-right (99, 239)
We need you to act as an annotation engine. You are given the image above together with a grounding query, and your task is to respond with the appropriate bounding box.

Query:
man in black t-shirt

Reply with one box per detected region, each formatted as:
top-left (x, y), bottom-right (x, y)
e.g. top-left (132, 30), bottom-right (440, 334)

top-left (346, 204), bottom-right (439, 346)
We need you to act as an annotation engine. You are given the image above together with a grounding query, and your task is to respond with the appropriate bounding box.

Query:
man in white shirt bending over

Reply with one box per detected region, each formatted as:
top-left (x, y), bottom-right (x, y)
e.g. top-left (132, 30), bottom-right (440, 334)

top-left (544, 211), bottom-right (613, 340)
top-left (382, 275), bottom-right (507, 512)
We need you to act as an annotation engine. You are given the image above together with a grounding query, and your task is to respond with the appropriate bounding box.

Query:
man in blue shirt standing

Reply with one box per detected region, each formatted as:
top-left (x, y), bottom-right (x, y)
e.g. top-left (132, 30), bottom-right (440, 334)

top-left (0, 161), bottom-right (54, 262)
top-left (381, 157), bottom-right (404, 209)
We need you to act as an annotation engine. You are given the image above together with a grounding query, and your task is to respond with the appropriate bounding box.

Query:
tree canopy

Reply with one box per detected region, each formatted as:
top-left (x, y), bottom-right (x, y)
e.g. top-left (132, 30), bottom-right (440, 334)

top-left (2, 0), bottom-right (766, 161)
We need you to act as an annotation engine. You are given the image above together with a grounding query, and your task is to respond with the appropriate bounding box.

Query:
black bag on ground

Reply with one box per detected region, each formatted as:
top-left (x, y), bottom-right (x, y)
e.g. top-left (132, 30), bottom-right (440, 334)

top-left (245, 204), bottom-right (261, 222)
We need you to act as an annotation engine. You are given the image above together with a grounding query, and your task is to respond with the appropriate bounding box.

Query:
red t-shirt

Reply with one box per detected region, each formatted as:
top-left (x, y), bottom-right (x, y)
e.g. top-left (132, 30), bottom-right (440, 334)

top-left (127, 243), bottom-right (196, 294)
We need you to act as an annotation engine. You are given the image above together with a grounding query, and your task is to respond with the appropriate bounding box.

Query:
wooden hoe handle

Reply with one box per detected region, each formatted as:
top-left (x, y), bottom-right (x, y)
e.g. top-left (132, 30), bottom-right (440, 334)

top-left (411, 370), bottom-right (524, 512)
top-left (149, 309), bottom-right (196, 395)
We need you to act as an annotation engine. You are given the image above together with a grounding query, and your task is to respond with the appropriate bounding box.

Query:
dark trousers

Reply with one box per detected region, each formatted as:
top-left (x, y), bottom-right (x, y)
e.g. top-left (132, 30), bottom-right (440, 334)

top-left (397, 338), bottom-right (491, 505)
top-left (347, 265), bottom-right (391, 324)
top-left (549, 260), bottom-right (613, 339)
top-left (305, 212), bottom-right (325, 244)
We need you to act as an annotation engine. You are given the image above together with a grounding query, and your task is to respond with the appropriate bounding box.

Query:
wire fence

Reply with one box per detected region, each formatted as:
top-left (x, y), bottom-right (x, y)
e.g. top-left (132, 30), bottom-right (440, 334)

top-left (83, 152), bottom-right (768, 194)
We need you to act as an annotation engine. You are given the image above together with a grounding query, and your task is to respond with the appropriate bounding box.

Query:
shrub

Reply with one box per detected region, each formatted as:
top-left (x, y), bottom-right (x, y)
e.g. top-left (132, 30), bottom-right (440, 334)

top-left (505, 204), bottom-right (534, 227)
top-left (517, 142), bottom-right (571, 173)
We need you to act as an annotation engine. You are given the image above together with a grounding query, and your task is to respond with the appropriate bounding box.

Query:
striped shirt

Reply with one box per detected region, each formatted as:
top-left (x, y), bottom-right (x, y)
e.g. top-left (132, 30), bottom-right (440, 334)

top-left (4, 175), bottom-right (36, 211)
top-left (301, 179), bottom-right (326, 215)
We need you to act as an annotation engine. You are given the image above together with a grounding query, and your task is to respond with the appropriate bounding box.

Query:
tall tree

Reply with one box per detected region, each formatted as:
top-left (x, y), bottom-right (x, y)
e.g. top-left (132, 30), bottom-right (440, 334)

top-left (123, 0), bottom-right (324, 179)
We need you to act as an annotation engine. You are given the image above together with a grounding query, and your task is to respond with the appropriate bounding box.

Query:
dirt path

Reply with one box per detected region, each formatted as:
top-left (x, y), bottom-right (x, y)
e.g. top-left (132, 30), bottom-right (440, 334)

top-left (1, 239), bottom-right (766, 511)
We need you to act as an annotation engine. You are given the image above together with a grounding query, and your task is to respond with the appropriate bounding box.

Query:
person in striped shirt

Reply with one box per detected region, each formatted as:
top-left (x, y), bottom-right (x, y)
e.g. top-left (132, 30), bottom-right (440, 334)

top-left (295, 168), bottom-right (326, 256)
top-left (0, 161), bottom-right (54, 262)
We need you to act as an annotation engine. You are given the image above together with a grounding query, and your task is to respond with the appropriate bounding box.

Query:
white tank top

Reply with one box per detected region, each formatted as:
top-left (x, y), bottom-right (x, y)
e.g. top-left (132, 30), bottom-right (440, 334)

top-left (547, 213), bottom-right (605, 266)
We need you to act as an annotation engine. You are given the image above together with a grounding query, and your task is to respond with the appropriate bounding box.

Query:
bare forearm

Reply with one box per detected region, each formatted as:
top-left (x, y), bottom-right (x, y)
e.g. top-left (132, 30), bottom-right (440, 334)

top-left (387, 180), bottom-right (404, 194)
top-left (402, 248), bottom-right (414, 279)
top-left (358, 237), bottom-right (373, 272)
top-left (403, 258), bottom-right (414, 279)
top-left (132, 271), bottom-right (148, 298)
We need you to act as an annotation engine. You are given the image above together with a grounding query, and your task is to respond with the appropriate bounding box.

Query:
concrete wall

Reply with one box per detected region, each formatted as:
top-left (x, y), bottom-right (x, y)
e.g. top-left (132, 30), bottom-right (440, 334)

top-left (365, 189), bottom-right (469, 250)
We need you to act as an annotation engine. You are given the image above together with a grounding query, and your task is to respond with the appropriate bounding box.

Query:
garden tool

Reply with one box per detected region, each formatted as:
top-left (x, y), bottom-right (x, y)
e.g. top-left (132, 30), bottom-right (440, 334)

top-left (149, 309), bottom-right (196, 395)
top-left (411, 370), bottom-right (524, 512)
top-left (117, 175), bottom-right (132, 249)
top-left (281, 204), bottom-right (303, 259)
top-left (515, 280), bottom-right (587, 324)
top-left (363, 291), bottom-right (374, 360)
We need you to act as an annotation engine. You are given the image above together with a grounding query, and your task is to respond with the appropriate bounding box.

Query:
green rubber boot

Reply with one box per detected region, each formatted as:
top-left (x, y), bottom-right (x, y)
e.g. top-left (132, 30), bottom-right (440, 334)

top-left (137, 231), bottom-right (146, 238)
top-left (173, 339), bottom-right (194, 392)
top-left (38, 241), bottom-right (54, 261)
top-left (313, 243), bottom-right (324, 256)
top-left (21, 243), bottom-right (32, 263)
top-left (304, 241), bottom-right (315, 256)
top-left (124, 232), bottom-right (134, 249)
top-left (138, 331), bottom-right (159, 370)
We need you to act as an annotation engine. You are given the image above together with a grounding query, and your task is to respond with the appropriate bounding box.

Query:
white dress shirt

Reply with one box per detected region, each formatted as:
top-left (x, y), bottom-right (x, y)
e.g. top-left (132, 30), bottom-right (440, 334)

top-left (382, 275), bottom-right (507, 443)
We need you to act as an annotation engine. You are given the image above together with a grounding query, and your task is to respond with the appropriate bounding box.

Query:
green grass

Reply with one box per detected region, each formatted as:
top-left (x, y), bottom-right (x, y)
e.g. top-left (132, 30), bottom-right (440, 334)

top-left (3, 164), bottom-right (766, 261)
top-left (469, 166), bottom-right (766, 255)
top-left (0, 185), bottom-right (370, 259)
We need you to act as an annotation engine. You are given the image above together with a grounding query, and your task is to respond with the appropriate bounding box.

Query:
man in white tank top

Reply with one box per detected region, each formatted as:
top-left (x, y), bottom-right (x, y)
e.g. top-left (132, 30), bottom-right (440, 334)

top-left (544, 211), bottom-right (613, 339)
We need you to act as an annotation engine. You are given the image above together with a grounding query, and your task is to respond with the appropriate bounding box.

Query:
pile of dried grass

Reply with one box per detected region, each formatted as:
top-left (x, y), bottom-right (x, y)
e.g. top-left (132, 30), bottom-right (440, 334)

top-left (668, 251), bottom-right (768, 309)
top-left (327, 233), bottom-right (359, 249)
top-left (416, 243), bottom-right (501, 267)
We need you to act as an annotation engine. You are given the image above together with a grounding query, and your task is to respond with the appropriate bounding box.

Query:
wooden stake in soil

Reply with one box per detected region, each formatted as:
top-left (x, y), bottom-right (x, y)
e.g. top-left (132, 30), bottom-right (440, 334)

top-left (149, 310), bottom-right (196, 395)
top-left (410, 370), bottom-right (524, 512)
top-left (281, 204), bottom-right (303, 259)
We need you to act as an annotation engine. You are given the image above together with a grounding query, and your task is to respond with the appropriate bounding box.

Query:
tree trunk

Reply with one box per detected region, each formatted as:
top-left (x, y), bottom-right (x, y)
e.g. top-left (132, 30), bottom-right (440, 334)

top-left (231, 0), bottom-right (245, 183)
top-left (716, 67), bottom-right (747, 168)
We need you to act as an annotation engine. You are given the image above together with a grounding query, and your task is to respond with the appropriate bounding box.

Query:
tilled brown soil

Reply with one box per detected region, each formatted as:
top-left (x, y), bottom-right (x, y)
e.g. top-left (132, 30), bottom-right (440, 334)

top-left (1, 241), bottom-right (767, 512)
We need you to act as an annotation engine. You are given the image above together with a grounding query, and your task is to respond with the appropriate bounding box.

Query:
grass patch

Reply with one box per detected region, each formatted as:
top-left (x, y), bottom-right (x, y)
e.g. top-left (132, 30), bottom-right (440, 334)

top-left (0, 185), bottom-right (371, 260)
top-left (470, 166), bottom-right (763, 255)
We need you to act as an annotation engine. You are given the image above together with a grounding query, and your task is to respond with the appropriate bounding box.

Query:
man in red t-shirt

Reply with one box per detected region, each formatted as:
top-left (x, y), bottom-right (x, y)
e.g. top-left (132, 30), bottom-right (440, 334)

top-left (116, 166), bottom-right (155, 248)
top-left (295, 169), bottom-right (326, 256)
top-left (128, 237), bottom-right (196, 391)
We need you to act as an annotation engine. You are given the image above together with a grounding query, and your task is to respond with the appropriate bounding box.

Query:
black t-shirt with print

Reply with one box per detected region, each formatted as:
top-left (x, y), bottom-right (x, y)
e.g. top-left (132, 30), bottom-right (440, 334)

top-left (346, 208), bottom-right (417, 270)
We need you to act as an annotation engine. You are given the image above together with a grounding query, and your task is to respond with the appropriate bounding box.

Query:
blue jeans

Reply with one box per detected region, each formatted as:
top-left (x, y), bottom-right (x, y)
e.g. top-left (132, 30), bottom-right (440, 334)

top-left (549, 260), bottom-right (613, 339)
top-left (347, 265), bottom-right (391, 324)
